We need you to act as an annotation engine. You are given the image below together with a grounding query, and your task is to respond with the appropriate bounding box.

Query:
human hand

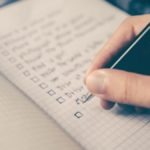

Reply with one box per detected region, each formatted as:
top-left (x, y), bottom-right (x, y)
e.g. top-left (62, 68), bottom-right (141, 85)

top-left (85, 15), bottom-right (150, 110)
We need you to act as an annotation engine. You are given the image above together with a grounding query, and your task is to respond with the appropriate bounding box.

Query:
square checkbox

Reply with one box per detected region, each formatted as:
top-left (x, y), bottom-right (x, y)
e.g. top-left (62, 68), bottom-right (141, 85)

top-left (48, 90), bottom-right (56, 96)
top-left (31, 76), bottom-right (40, 83)
top-left (23, 71), bottom-right (31, 77)
top-left (39, 83), bottom-right (48, 89)
top-left (16, 64), bottom-right (24, 70)
top-left (56, 97), bottom-right (65, 104)
top-left (74, 112), bottom-right (83, 119)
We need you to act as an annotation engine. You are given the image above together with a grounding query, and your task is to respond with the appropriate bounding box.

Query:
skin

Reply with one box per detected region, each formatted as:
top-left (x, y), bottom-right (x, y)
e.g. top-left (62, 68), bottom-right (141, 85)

top-left (85, 15), bottom-right (150, 110)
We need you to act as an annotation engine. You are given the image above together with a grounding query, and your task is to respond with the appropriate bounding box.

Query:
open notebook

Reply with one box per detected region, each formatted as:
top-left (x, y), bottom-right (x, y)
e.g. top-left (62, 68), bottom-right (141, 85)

top-left (0, 74), bottom-right (80, 150)
top-left (0, 0), bottom-right (150, 150)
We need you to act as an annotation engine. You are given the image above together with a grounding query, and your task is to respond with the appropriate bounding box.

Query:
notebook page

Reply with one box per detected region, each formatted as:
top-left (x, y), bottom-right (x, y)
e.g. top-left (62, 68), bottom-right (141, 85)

top-left (0, 0), bottom-right (150, 150)
top-left (0, 74), bottom-right (81, 150)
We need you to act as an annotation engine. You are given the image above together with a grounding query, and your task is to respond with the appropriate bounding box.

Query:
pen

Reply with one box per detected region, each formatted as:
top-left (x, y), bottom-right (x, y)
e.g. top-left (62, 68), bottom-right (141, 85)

top-left (86, 23), bottom-right (150, 101)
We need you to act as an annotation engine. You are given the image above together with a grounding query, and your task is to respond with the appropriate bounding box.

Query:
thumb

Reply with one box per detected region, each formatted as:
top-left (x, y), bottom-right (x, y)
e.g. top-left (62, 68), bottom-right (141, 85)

top-left (86, 69), bottom-right (150, 108)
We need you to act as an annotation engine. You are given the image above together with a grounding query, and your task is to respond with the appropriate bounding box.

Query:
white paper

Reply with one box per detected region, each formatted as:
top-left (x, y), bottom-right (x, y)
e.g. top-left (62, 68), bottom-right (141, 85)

top-left (0, 0), bottom-right (150, 150)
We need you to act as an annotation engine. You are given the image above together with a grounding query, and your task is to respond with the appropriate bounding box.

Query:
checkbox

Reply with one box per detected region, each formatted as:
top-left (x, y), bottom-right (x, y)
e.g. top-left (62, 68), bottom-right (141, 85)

top-left (31, 76), bottom-right (40, 83)
top-left (39, 83), bottom-right (48, 89)
top-left (51, 77), bottom-right (59, 82)
top-left (48, 90), bottom-right (56, 96)
top-left (74, 112), bottom-right (83, 119)
top-left (16, 64), bottom-right (24, 70)
top-left (56, 97), bottom-right (65, 104)
top-left (23, 71), bottom-right (31, 77)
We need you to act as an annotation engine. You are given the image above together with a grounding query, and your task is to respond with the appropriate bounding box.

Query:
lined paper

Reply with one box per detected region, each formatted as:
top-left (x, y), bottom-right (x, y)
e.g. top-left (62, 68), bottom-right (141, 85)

top-left (0, 74), bottom-right (80, 150)
top-left (0, 0), bottom-right (150, 150)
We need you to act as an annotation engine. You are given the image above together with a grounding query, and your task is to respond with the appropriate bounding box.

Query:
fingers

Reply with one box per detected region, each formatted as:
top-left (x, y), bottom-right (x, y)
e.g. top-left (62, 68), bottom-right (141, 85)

top-left (94, 94), bottom-right (115, 109)
top-left (86, 69), bottom-right (150, 108)
top-left (130, 15), bottom-right (150, 34)
top-left (85, 15), bottom-right (150, 79)
top-left (85, 17), bottom-right (135, 78)
top-left (85, 15), bottom-right (150, 109)
top-left (100, 100), bottom-right (115, 110)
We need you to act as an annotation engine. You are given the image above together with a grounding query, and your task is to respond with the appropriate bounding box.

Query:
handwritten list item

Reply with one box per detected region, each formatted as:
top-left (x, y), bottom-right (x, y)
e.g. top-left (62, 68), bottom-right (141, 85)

top-left (0, 1), bottom-right (149, 150)
top-left (0, 9), bottom-right (111, 114)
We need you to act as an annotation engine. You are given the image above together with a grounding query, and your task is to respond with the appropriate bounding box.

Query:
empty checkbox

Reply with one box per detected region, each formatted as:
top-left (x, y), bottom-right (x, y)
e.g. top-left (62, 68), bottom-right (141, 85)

top-left (23, 71), bottom-right (31, 77)
top-left (48, 90), bottom-right (56, 96)
top-left (74, 112), bottom-right (83, 119)
top-left (31, 76), bottom-right (40, 83)
top-left (56, 97), bottom-right (65, 104)
top-left (39, 83), bottom-right (48, 89)
top-left (16, 64), bottom-right (24, 70)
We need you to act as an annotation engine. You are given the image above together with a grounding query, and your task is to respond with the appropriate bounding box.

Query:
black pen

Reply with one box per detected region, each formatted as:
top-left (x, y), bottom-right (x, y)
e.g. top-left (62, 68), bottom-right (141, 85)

top-left (86, 23), bottom-right (150, 101)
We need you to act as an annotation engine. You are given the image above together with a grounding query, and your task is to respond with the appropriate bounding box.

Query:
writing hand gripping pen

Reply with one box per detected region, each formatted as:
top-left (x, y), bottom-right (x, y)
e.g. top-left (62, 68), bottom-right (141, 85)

top-left (85, 16), bottom-right (150, 110)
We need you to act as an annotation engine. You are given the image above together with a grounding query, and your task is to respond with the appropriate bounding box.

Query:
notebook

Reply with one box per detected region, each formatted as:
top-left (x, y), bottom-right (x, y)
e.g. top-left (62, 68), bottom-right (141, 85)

top-left (0, 0), bottom-right (150, 150)
top-left (0, 74), bottom-right (80, 150)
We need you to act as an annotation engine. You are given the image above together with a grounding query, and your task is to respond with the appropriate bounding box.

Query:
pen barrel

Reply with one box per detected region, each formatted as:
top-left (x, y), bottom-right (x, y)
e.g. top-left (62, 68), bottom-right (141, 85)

top-left (104, 23), bottom-right (150, 75)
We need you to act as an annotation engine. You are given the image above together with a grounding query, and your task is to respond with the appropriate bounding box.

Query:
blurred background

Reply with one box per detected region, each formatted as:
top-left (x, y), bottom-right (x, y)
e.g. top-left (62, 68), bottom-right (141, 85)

top-left (0, 0), bottom-right (18, 7)
top-left (0, 0), bottom-right (150, 15)
top-left (106, 0), bottom-right (150, 15)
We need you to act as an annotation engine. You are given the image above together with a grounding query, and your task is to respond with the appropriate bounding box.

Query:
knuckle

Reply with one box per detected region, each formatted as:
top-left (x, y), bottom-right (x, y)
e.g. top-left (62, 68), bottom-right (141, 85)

top-left (119, 17), bottom-right (135, 40)
top-left (121, 74), bottom-right (138, 104)
top-left (122, 17), bottom-right (134, 26)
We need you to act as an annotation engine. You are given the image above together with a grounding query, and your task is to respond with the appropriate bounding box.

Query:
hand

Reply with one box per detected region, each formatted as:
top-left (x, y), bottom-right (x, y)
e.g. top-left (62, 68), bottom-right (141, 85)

top-left (85, 15), bottom-right (150, 110)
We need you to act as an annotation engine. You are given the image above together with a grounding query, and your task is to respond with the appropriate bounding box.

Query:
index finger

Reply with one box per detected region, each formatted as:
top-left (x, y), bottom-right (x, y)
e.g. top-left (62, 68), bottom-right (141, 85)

top-left (85, 15), bottom-right (150, 109)
top-left (85, 15), bottom-right (150, 78)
